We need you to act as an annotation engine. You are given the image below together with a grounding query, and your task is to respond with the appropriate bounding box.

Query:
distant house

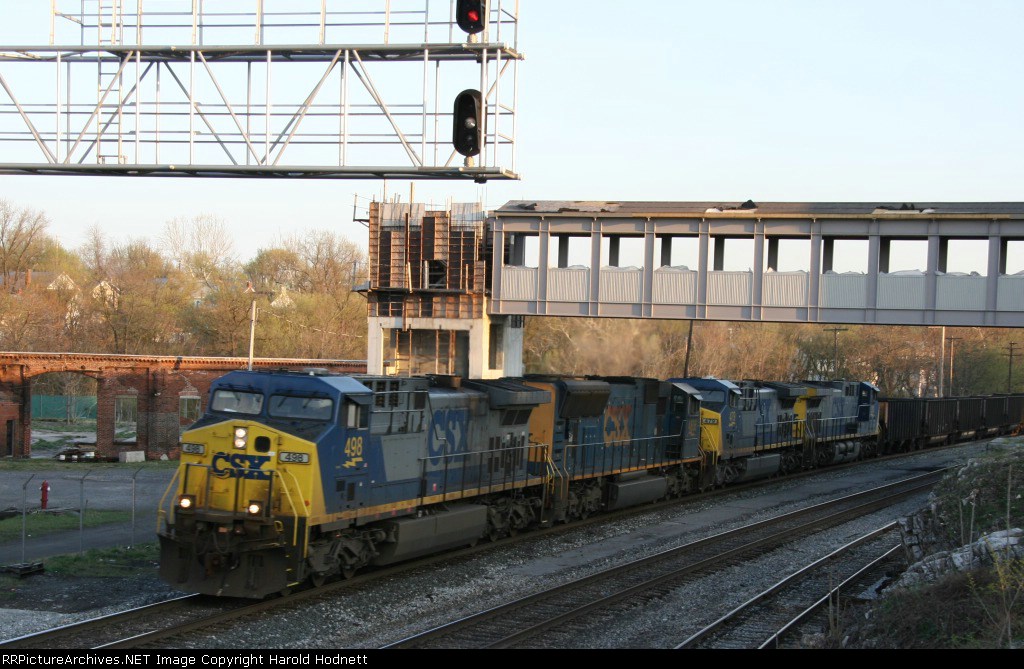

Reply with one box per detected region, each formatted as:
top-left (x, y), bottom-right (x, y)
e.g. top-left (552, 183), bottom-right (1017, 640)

top-left (271, 285), bottom-right (294, 308)
top-left (91, 279), bottom-right (119, 308)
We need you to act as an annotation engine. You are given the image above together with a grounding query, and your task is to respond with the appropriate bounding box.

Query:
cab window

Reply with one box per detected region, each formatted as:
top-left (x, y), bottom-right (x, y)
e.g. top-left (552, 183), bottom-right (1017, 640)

top-left (211, 390), bottom-right (264, 415)
top-left (344, 399), bottom-right (369, 428)
top-left (268, 394), bottom-right (334, 421)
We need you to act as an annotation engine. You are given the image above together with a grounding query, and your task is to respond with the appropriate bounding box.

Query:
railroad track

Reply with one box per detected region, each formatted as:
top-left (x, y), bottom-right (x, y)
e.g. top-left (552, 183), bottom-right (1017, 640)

top-left (677, 525), bottom-right (903, 649)
top-left (4, 445), bottom-right (961, 649)
top-left (383, 470), bottom-right (941, 649)
top-left (0, 595), bottom-right (209, 649)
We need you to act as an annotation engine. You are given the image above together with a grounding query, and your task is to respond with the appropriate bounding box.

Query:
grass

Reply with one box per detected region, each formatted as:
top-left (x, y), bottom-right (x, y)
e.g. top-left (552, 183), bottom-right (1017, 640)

top-left (0, 509), bottom-right (132, 542)
top-left (44, 543), bottom-right (160, 577)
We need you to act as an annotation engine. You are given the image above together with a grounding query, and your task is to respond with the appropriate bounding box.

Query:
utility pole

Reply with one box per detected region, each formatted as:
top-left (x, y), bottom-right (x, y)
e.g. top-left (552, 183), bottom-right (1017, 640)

top-left (929, 326), bottom-right (946, 397)
top-left (245, 281), bottom-right (275, 371)
top-left (1007, 342), bottom-right (1019, 393)
top-left (947, 336), bottom-right (963, 396)
top-left (683, 320), bottom-right (695, 378)
top-left (246, 281), bottom-right (257, 371)
top-left (824, 327), bottom-right (849, 379)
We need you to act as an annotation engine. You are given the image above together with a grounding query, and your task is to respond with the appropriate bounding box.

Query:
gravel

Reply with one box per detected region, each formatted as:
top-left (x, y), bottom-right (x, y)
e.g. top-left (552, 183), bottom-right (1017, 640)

top-left (0, 441), bottom-right (995, 649)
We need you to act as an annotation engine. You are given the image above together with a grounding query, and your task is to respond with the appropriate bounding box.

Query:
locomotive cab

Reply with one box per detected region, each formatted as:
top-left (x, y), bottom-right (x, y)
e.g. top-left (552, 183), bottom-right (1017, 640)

top-left (159, 370), bottom-right (359, 598)
top-left (666, 382), bottom-right (702, 460)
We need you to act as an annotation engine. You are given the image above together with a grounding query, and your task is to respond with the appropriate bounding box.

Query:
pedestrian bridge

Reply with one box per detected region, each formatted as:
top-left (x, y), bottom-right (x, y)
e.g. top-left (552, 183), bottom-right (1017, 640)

top-left (489, 201), bottom-right (1024, 327)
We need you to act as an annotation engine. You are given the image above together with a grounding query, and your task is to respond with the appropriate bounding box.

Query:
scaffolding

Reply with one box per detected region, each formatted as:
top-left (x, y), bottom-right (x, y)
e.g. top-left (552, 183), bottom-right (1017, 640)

top-left (368, 199), bottom-right (487, 321)
top-left (0, 1), bottom-right (521, 180)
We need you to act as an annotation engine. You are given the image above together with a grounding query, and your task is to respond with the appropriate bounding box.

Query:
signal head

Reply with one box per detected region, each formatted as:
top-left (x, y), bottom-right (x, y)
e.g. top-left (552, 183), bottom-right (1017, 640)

top-left (456, 0), bottom-right (487, 35)
top-left (452, 89), bottom-right (484, 157)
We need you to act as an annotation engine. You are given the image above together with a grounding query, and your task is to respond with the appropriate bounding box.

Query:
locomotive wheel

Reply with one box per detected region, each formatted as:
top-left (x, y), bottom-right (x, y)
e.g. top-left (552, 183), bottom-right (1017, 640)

top-left (342, 567), bottom-right (357, 580)
top-left (310, 572), bottom-right (327, 588)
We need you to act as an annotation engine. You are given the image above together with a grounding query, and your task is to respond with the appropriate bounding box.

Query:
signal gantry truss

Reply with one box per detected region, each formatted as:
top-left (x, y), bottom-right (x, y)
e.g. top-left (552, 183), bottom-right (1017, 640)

top-left (0, 1), bottom-right (521, 181)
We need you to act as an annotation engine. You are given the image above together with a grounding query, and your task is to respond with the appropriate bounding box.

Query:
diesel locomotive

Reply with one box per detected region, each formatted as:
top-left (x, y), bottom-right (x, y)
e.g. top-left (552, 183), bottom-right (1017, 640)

top-left (157, 369), bottom-right (1023, 598)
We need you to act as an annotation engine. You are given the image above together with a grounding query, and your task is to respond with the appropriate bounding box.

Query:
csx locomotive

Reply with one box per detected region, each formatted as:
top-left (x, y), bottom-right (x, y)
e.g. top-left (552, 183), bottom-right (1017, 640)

top-left (158, 369), bottom-right (1023, 598)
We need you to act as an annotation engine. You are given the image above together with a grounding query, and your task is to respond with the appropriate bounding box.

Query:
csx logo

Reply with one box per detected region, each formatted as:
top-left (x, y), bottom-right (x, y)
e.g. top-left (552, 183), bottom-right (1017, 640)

top-left (211, 452), bottom-right (271, 479)
top-left (604, 404), bottom-right (633, 442)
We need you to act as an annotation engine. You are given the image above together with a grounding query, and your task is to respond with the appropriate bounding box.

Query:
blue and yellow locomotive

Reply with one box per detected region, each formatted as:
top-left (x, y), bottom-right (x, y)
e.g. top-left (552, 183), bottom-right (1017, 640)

top-left (160, 367), bottom-right (1019, 599)
top-left (158, 370), bottom-right (704, 597)
top-left (671, 377), bottom-right (880, 485)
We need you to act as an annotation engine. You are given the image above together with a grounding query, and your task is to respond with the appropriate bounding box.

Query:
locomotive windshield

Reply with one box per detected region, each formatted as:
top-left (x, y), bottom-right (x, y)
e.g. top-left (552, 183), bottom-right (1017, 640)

top-left (210, 389), bottom-right (264, 415)
top-left (701, 389), bottom-right (726, 406)
top-left (268, 394), bottom-right (334, 421)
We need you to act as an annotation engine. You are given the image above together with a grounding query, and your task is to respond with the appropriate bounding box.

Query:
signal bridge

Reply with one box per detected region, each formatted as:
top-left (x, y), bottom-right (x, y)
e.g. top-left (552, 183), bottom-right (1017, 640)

top-left (0, 0), bottom-right (520, 182)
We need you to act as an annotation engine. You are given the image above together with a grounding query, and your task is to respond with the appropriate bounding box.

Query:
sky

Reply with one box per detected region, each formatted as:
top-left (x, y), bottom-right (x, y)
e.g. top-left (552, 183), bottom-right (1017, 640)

top-left (0, 1), bottom-right (1022, 271)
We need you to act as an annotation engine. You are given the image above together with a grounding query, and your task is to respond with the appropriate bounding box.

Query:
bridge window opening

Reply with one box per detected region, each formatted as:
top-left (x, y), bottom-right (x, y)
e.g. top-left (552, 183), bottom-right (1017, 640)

top-left (426, 260), bottom-right (447, 288)
top-left (1003, 240), bottom-right (1024, 274)
top-left (504, 233), bottom-right (538, 268)
top-left (114, 396), bottom-right (138, 444)
top-left (880, 238), bottom-right (927, 273)
top-left (711, 237), bottom-right (753, 271)
top-left (31, 372), bottom-right (98, 430)
top-left (657, 235), bottom-right (698, 268)
top-left (550, 235), bottom-right (590, 268)
top-left (822, 238), bottom-right (868, 273)
top-left (388, 328), bottom-right (469, 377)
top-left (765, 237), bottom-right (810, 272)
top-left (179, 396), bottom-right (201, 425)
top-left (489, 323), bottom-right (505, 370)
top-left (601, 235), bottom-right (644, 268)
top-left (940, 238), bottom-right (988, 275)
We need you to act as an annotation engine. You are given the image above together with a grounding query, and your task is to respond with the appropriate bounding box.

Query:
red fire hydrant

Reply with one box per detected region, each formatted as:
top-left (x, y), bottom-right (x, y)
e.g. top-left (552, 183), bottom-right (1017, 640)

top-left (41, 480), bottom-right (50, 510)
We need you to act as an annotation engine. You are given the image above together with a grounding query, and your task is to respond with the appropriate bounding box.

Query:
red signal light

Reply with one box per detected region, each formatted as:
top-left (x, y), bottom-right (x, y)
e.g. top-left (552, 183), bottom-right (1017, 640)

top-left (456, 0), bottom-right (486, 35)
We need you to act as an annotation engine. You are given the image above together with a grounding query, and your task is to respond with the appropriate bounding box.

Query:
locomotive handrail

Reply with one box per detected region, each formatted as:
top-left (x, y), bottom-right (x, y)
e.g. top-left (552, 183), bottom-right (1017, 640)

top-left (753, 418), bottom-right (805, 450)
top-left (560, 434), bottom-right (679, 480)
top-left (273, 469), bottom-right (305, 553)
top-left (418, 442), bottom-right (536, 499)
top-left (156, 466), bottom-right (182, 530)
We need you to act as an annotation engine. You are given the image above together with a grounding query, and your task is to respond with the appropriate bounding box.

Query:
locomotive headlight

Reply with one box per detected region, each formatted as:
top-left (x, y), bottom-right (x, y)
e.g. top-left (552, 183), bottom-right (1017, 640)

top-left (177, 494), bottom-right (196, 511)
top-left (234, 427), bottom-right (248, 449)
top-left (246, 500), bottom-right (263, 516)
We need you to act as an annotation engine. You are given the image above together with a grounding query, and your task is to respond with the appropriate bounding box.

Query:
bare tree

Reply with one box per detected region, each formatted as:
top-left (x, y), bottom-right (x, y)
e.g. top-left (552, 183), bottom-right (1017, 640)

top-left (162, 215), bottom-right (237, 288)
top-left (0, 200), bottom-right (49, 293)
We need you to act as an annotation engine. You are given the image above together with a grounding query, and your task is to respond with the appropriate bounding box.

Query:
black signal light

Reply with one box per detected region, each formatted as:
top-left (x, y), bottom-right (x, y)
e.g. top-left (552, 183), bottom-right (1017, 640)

top-left (452, 89), bottom-right (483, 157)
top-left (456, 0), bottom-right (487, 35)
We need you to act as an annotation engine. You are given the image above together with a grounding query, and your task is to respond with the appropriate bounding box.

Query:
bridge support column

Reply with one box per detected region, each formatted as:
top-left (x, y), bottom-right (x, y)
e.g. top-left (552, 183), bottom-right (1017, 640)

top-left (95, 376), bottom-right (117, 460)
top-left (141, 370), bottom-right (187, 459)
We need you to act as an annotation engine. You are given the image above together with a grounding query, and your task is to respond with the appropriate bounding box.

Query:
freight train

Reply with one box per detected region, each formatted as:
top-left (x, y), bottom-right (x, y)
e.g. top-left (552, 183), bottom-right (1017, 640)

top-left (157, 369), bottom-right (1024, 598)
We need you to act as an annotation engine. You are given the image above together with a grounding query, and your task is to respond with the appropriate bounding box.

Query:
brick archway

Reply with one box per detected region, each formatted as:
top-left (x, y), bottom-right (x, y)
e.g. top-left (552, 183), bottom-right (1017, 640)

top-left (0, 354), bottom-right (366, 460)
